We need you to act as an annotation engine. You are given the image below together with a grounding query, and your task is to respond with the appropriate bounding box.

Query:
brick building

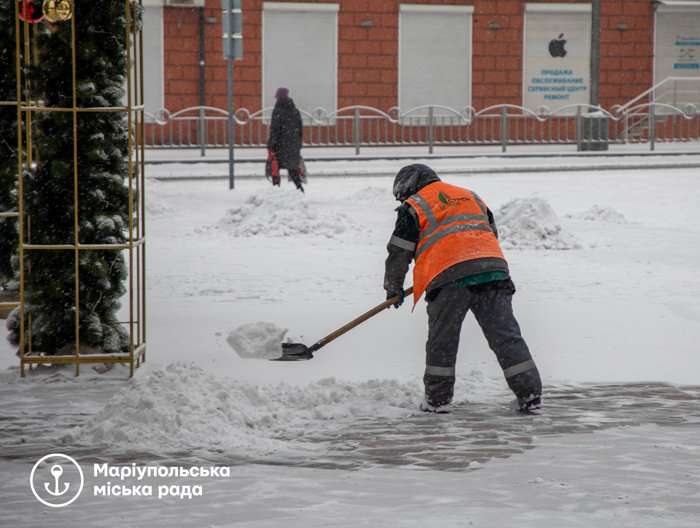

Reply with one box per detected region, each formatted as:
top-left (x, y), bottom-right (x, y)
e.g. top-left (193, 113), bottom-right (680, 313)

top-left (141, 0), bottom-right (700, 116)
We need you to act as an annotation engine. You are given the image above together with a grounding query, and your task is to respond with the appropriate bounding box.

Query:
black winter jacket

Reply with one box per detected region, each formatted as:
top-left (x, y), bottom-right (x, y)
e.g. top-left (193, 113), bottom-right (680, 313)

top-left (267, 98), bottom-right (303, 170)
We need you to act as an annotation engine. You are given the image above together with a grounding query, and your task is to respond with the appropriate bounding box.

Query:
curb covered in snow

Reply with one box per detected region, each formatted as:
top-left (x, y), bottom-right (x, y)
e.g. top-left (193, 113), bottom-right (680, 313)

top-left (145, 147), bottom-right (700, 180)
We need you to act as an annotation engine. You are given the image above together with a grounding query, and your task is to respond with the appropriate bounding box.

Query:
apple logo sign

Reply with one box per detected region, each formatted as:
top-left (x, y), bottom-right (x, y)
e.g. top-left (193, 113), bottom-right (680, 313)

top-left (549, 33), bottom-right (567, 58)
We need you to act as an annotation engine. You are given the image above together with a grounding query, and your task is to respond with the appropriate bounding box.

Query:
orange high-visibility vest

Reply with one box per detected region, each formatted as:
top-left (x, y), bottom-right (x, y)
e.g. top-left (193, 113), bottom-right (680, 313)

top-left (406, 182), bottom-right (505, 305)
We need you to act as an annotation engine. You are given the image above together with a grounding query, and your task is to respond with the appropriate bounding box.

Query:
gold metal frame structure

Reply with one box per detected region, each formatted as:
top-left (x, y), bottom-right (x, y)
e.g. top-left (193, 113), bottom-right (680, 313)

top-left (6, 1), bottom-right (146, 377)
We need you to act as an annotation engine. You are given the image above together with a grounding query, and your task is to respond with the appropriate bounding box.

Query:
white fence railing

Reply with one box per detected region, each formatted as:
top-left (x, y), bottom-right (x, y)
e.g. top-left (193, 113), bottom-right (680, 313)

top-left (143, 100), bottom-right (700, 155)
top-left (614, 76), bottom-right (700, 115)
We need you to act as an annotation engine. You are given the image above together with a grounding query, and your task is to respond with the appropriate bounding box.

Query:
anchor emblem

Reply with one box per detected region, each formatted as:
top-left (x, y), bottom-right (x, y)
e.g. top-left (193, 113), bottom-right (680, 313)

top-left (31, 454), bottom-right (84, 508)
top-left (44, 465), bottom-right (70, 496)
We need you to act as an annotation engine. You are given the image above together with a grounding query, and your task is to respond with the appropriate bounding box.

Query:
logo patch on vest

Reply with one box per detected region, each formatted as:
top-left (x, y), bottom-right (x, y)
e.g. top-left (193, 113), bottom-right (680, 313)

top-left (437, 191), bottom-right (471, 210)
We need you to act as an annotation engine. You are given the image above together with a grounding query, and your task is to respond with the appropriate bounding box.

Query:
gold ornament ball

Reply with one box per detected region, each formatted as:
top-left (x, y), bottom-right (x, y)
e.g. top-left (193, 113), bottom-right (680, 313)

top-left (42, 0), bottom-right (73, 23)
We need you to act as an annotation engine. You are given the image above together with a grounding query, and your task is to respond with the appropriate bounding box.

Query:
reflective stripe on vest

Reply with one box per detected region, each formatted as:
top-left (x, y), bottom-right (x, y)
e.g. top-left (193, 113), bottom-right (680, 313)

top-left (406, 182), bottom-right (505, 305)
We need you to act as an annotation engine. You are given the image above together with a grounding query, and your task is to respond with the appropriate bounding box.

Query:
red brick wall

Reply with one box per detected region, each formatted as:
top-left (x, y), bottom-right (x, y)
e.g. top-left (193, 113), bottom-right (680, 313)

top-left (163, 1), bottom-right (263, 111)
top-left (600, 0), bottom-right (654, 106)
top-left (163, 7), bottom-right (201, 110)
top-left (338, 0), bottom-right (397, 109)
top-left (163, 0), bottom-right (655, 113)
top-left (472, 0), bottom-right (524, 109)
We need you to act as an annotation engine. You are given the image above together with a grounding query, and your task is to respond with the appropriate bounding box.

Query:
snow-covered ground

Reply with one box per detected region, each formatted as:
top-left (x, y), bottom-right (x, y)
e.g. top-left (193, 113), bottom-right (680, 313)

top-left (1, 147), bottom-right (699, 527)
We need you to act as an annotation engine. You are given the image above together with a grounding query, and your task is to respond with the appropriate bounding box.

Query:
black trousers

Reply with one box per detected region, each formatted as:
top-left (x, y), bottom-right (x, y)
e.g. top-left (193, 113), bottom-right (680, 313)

top-left (286, 168), bottom-right (304, 191)
top-left (424, 280), bottom-right (542, 404)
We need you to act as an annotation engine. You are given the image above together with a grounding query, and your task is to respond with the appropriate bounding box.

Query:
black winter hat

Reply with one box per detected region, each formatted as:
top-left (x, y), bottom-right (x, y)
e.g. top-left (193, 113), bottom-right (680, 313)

top-left (392, 164), bottom-right (441, 201)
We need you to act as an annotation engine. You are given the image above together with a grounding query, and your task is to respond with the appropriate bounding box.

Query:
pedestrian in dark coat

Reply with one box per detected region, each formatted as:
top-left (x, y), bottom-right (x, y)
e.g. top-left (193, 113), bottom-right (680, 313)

top-left (384, 164), bottom-right (542, 413)
top-left (267, 87), bottom-right (304, 192)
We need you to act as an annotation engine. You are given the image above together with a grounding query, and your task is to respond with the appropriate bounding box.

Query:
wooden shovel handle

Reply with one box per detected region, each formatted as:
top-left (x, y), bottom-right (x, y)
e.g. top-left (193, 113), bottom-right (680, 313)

top-left (309, 286), bottom-right (414, 353)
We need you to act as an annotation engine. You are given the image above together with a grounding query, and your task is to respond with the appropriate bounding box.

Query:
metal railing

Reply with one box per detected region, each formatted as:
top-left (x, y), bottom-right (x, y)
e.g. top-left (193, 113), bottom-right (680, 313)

top-left (614, 76), bottom-right (700, 115)
top-left (143, 99), bottom-right (700, 155)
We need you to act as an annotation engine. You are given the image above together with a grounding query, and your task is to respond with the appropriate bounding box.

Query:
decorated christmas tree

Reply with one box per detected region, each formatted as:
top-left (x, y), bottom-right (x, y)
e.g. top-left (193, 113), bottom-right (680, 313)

top-left (8, 1), bottom-right (140, 354)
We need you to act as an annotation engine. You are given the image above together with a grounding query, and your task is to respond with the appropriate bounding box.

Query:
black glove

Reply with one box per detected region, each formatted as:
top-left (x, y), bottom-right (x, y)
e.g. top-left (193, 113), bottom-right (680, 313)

top-left (386, 288), bottom-right (405, 309)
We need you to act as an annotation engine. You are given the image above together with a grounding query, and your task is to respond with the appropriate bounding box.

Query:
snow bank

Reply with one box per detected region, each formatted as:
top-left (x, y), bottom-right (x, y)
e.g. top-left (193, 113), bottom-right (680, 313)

top-left (227, 321), bottom-right (286, 360)
top-left (70, 363), bottom-right (423, 455)
top-left (216, 188), bottom-right (355, 237)
top-left (496, 197), bottom-right (581, 250)
top-left (144, 179), bottom-right (174, 217)
top-left (346, 185), bottom-right (395, 204)
top-left (567, 204), bottom-right (628, 223)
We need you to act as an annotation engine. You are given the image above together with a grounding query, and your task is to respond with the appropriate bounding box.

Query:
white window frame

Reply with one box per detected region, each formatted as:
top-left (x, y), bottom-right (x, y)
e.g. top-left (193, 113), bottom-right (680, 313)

top-left (653, 1), bottom-right (700, 85)
top-left (522, 3), bottom-right (592, 114)
top-left (139, 1), bottom-right (165, 115)
top-left (398, 4), bottom-right (474, 118)
top-left (653, 1), bottom-right (700, 109)
top-left (262, 2), bottom-right (339, 117)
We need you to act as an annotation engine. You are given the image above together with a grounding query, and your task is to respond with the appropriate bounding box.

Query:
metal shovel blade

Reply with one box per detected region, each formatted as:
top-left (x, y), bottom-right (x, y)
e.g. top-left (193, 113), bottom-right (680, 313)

top-left (271, 287), bottom-right (414, 363)
top-left (273, 342), bottom-right (314, 361)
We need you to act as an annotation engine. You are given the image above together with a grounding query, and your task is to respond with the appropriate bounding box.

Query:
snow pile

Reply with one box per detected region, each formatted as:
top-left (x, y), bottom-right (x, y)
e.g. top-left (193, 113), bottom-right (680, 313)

top-left (216, 188), bottom-right (354, 237)
top-left (144, 179), bottom-right (174, 217)
top-left (227, 322), bottom-right (286, 359)
top-left (347, 185), bottom-right (395, 204)
top-left (70, 363), bottom-right (422, 455)
top-left (496, 197), bottom-right (581, 250)
top-left (568, 204), bottom-right (627, 223)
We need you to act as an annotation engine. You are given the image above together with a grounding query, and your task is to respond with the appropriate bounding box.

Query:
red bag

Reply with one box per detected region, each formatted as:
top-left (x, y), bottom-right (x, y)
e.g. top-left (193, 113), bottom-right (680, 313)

top-left (298, 156), bottom-right (308, 184)
top-left (265, 151), bottom-right (279, 185)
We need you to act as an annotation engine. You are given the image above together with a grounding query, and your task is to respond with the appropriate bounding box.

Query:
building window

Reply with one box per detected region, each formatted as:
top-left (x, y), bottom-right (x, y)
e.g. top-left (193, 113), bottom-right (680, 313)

top-left (262, 2), bottom-right (339, 115)
top-left (398, 4), bottom-right (474, 115)
top-left (654, 1), bottom-right (700, 108)
top-left (523, 3), bottom-right (591, 114)
top-left (142, 4), bottom-right (164, 114)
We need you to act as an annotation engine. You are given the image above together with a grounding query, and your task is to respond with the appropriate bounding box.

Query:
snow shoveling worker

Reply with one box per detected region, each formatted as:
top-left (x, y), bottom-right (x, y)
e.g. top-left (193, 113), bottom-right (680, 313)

top-left (383, 164), bottom-right (542, 413)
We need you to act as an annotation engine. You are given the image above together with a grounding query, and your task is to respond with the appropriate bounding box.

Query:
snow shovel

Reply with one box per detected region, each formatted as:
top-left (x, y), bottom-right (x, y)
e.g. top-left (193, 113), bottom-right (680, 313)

top-left (274, 287), bottom-right (413, 361)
